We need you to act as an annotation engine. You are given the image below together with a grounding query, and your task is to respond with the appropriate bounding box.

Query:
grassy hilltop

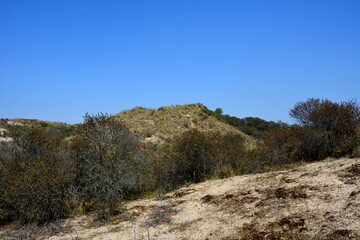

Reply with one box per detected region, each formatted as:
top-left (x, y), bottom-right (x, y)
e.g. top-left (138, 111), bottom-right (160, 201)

top-left (0, 118), bottom-right (74, 140)
top-left (114, 103), bottom-right (253, 145)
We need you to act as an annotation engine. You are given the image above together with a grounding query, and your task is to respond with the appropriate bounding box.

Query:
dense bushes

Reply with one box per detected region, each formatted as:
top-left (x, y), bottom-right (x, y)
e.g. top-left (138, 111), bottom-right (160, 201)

top-left (0, 99), bottom-right (359, 225)
top-left (200, 106), bottom-right (282, 140)
top-left (0, 128), bottom-right (75, 224)
top-left (218, 133), bottom-right (246, 170)
top-left (290, 98), bottom-right (360, 157)
top-left (71, 113), bottom-right (152, 216)
top-left (155, 129), bottom-right (247, 190)
top-left (224, 116), bottom-right (283, 140)
top-left (257, 99), bottom-right (360, 168)
top-left (155, 129), bottom-right (219, 189)
top-left (0, 114), bottom-right (153, 224)
top-left (290, 99), bottom-right (360, 130)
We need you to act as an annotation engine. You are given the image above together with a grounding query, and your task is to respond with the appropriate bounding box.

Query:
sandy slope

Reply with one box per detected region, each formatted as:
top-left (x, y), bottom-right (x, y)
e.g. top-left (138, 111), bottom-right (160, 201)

top-left (2, 158), bottom-right (360, 240)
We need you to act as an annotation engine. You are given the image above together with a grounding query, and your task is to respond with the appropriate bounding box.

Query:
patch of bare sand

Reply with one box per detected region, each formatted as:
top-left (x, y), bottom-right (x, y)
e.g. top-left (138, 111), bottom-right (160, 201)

top-left (2, 158), bottom-right (359, 240)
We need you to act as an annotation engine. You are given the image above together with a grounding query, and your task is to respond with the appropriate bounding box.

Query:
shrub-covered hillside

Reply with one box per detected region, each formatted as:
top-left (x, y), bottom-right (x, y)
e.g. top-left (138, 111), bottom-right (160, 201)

top-left (0, 118), bottom-right (74, 140)
top-left (0, 98), bottom-right (359, 235)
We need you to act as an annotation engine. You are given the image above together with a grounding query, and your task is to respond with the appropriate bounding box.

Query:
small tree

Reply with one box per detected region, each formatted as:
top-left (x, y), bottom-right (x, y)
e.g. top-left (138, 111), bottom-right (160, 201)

top-left (290, 98), bottom-right (360, 157)
top-left (215, 108), bottom-right (223, 115)
top-left (72, 113), bottom-right (151, 216)
top-left (290, 98), bottom-right (360, 132)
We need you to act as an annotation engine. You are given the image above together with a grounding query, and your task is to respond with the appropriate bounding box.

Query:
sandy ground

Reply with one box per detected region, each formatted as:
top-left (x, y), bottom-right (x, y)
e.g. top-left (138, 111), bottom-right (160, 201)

top-left (1, 157), bottom-right (360, 240)
top-left (0, 137), bottom-right (12, 142)
top-left (0, 126), bottom-right (12, 142)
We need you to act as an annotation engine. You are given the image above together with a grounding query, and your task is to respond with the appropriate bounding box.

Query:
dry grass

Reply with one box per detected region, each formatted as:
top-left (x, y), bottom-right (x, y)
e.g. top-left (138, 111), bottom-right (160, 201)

top-left (0, 118), bottom-right (74, 140)
top-left (141, 202), bottom-right (178, 228)
top-left (113, 104), bottom-right (254, 147)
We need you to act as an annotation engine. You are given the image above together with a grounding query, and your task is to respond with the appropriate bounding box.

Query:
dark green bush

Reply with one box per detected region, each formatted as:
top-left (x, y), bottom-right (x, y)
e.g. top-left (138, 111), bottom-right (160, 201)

top-left (201, 105), bottom-right (229, 123)
top-left (223, 116), bottom-right (283, 140)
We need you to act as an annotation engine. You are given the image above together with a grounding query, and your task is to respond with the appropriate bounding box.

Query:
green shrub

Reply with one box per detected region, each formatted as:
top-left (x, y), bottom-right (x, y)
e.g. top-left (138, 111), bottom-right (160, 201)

top-left (223, 116), bottom-right (283, 140)
top-left (201, 105), bottom-right (229, 124)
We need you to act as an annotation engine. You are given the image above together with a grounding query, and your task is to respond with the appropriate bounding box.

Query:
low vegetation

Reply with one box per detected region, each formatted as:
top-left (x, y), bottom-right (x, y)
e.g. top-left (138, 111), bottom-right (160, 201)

top-left (154, 130), bottom-right (246, 190)
top-left (256, 98), bottom-right (360, 169)
top-left (71, 113), bottom-right (153, 218)
top-left (0, 128), bottom-right (75, 224)
top-left (0, 98), bottom-right (359, 232)
top-left (0, 118), bottom-right (74, 140)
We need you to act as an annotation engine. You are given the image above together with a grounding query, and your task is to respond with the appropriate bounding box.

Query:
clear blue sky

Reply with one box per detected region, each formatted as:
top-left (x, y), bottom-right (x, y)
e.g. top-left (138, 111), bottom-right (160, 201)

top-left (1, 0), bottom-right (359, 124)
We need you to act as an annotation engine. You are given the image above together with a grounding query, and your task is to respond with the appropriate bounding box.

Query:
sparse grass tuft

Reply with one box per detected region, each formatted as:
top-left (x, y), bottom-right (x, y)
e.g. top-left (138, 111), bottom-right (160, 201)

top-left (142, 202), bottom-right (178, 228)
